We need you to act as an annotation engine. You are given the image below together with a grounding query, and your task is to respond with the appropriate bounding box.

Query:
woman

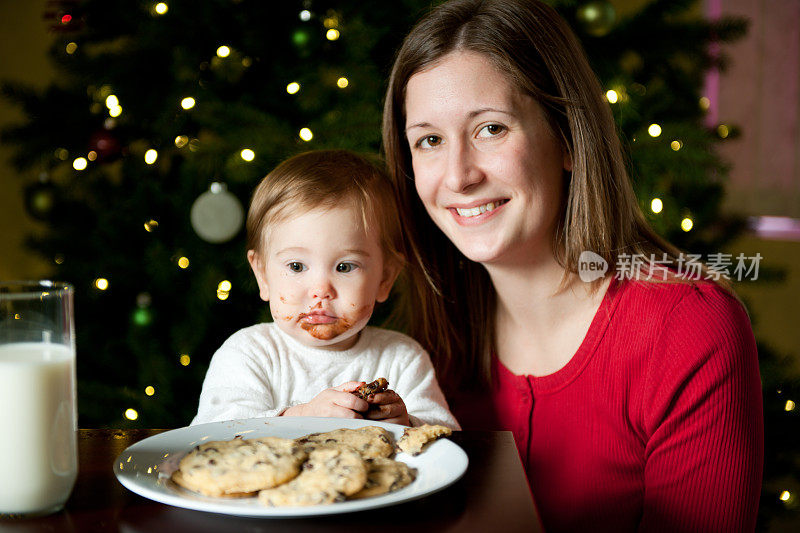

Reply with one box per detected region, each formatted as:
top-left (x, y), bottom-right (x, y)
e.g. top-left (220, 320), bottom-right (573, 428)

top-left (382, 0), bottom-right (763, 531)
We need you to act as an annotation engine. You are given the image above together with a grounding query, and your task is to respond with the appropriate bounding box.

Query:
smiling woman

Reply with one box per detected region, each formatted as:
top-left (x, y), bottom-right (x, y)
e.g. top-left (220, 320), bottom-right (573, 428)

top-left (404, 51), bottom-right (569, 266)
top-left (382, 0), bottom-right (763, 531)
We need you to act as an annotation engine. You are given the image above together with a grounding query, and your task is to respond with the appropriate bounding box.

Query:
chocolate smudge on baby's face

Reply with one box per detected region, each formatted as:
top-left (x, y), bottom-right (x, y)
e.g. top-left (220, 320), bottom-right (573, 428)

top-left (299, 304), bottom-right (373, 340)
top-left (300, 317), bottom-right (354, 340)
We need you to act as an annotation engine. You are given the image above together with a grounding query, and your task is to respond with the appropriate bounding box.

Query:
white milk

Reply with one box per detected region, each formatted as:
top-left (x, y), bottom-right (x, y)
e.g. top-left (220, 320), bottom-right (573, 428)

top-left (0, 343), bottom-right (77, 514)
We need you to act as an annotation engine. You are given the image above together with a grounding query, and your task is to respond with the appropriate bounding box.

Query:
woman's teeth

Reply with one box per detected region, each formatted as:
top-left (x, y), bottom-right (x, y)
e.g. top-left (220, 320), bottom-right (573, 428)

top-left (455, 200), bottom-right (506, 218)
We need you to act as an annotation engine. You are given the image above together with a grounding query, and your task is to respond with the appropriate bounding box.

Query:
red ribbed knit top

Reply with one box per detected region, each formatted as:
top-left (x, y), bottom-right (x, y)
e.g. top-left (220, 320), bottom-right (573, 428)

top-left (451, 278), bottom-right (763, 532)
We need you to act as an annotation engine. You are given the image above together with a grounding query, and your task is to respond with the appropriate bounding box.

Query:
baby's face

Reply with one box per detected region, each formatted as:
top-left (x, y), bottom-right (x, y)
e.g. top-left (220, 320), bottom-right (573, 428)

top-left (249, 205), bottom-right (397, 351)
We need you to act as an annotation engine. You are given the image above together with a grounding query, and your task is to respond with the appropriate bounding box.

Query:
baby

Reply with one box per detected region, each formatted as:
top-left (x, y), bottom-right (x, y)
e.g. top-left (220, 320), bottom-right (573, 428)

top-left (191, 150), bottom-right (459, 429)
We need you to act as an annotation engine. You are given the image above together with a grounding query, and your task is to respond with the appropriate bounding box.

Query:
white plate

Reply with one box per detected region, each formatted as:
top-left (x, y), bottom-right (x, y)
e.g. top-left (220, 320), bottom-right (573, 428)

top-left (113, 417), bottom-right (468, 517)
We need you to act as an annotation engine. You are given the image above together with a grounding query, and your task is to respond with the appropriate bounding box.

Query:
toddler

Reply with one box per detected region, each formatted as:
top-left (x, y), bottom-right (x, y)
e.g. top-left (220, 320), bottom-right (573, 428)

top-left (192, 150), bottom-right (459, 429)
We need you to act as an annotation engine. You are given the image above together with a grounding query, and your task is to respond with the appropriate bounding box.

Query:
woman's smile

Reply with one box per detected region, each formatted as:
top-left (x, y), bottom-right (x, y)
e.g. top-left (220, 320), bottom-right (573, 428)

top-left (405, 51), bottom-right (569, 265)
top-left (448, 198), bottom-right (509, 224)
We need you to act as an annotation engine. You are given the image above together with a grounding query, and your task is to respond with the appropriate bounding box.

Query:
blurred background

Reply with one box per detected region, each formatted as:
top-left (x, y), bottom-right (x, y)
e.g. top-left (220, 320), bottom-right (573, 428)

top-left (0, 0), bottom-right (798, 529)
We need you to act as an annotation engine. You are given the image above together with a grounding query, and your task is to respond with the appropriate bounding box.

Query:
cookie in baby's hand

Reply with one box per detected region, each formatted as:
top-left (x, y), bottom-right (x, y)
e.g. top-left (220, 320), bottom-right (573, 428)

top-left (353, 378), bottom-right (389, 400)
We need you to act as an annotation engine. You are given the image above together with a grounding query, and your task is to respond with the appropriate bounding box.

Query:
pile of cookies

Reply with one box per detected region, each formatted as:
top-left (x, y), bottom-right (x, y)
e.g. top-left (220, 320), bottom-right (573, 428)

top-left (170, 424), bottom-right (451, 506)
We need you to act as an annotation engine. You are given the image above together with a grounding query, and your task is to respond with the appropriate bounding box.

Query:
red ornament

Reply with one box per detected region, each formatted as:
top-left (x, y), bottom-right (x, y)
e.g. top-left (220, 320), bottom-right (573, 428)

top-left (88, 128), bottom-right (121, 161)
top-left (43, 1), bottom-right (83, 32)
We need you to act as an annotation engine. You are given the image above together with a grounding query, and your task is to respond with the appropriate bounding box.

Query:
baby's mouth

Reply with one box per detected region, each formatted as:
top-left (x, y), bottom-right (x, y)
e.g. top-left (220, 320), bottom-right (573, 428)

top-left (299, 311), bottom-right (338, 325)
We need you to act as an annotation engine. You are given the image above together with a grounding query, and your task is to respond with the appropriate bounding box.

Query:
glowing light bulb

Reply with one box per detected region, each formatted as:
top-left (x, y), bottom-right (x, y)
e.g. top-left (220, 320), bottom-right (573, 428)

top-left (180, 354), bottom-right (191, 366)
top-left (785, 400), bottom-right (796, 411)
top-left (681, 218), bottom-right (693, 232)
top-left (144, 149), bottom-right (158, 164)
top-left (174, 135), bottom-right (189, 148)
top-left (286, 82), bottom-right (300, 94)
top-left (154, 3), bottom-right (168, 15)
top-left (217, 280), bottom-right (232, 300)
top-left (124, 408), bottom-right (139, 420)
top-left (66, 42), bottom-right (77, 54)
top-left (648, 124), bottom-right (662, 137)
top-left (326, 29), bottom-right (340, 41)
top-left (181, 97), bottom-right (196, 110)
top-left (699, 96), bottom-right (710, 110)
top-left (299, 10), bottom-right (311, 21)
top-left (73, 157), bottom-right (88, 170)
top-left (144, 219), bottom-right (158, 232)
top-left (780, 490), bottom-right (792, 502)
top-left (671, 140), bottom-right (683, 151)
top-left (605, 90), bottom-right (618, 103)
top-left (717, 124), bottom-right (729, 138)
top-left (145, 386), bottom-right (155, 396)
top-left (240, 148), bottom-right (255, 161)
top-left (109, 105), bottom-right (122, 117)
top-left (337, 77), bottom-right (349, 88)
top-left (178, 257), bottom-right (190, 269)
top-left (650, 198), bottom-right (663, 214)
top-left (105, 95), bottom-right (119, 109)
top-left (94, 278), bottom-right (109, 290)
top-left (87, 151), bottom-right (97, 161)
top-left (299, 128), bottom-right (313, 141)
top-left (216, 45), bottom-right (231, 58)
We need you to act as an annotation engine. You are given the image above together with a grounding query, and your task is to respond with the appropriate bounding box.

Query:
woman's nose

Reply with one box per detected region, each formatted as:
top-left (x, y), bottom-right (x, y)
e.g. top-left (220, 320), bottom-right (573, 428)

top-left (443, 142), bottom-right (485, 192)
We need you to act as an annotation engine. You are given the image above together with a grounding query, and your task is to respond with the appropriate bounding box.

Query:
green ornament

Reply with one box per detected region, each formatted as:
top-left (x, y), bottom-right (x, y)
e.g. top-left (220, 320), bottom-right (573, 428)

top-left (132, 307), bottom-right (152, 327)
top-left (577, 1), bottom-right (616, 37)
top-left (292, 28), bottom-right (310, 47)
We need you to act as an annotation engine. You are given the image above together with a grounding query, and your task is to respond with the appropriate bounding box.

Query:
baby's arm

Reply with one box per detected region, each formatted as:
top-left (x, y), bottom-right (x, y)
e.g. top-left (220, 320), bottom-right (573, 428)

top-left (389, 346), bottom-right (460, 430)
top-left (282, 382), bottom-right (369, 419)
top-left (192, 330), bottom-right (288, 425)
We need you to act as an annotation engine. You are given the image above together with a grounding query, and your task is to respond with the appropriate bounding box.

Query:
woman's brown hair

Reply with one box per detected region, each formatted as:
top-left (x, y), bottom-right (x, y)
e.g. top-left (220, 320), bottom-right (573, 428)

top-left (382, 0), bottom-right (693, 393)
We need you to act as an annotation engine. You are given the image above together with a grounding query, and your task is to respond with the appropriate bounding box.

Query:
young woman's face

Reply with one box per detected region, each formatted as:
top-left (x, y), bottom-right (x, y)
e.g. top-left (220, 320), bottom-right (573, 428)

top-left (404, 51), bottom-right (571, 267)
top-left (248, 205), bottom-right (397, 351)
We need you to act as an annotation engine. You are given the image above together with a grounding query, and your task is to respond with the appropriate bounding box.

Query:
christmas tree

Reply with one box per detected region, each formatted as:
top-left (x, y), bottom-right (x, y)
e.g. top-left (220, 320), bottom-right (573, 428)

top-left (2, 0), bottom-right (796, 528)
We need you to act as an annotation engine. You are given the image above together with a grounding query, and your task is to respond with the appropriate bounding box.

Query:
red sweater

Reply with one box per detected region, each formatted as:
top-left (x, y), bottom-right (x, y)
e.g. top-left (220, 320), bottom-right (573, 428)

top-left (451, 279), bottom-right (763, 532)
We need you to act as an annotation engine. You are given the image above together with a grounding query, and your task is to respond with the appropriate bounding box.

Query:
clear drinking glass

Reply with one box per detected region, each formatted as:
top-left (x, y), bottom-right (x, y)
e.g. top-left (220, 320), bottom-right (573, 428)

top-left (0, 281), bottom-right (78, 518)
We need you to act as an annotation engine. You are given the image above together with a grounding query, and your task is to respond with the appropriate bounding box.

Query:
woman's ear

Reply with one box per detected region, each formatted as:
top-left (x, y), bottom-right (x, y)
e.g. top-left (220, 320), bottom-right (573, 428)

top-left (563, 147), bottom-right (573, 172)
top-left (247, 249), bottom-right (270, 302)
top-left (376, 259), bottom-right (402, 303)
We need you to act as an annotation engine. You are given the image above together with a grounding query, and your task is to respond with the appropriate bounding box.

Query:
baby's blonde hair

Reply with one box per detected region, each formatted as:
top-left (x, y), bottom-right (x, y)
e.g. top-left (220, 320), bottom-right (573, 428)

top-left (246, 150), bottom-right (405, 271)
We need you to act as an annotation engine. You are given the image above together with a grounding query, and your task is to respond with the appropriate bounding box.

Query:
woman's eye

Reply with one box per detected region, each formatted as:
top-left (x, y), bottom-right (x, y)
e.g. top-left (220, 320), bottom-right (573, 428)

top-left (416, 135), bottom-right (442, 149)
top-left (336, 262), bottom-right (357, 273)
top-left (287, 262), bottom-right (305, 272)
top-left (477, 124), bottom-right (506, 138)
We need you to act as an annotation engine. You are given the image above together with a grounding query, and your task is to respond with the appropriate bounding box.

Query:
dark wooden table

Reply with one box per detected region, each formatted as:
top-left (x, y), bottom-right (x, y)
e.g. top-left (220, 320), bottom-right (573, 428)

top-left (1, 429), bottom-right (541, 532)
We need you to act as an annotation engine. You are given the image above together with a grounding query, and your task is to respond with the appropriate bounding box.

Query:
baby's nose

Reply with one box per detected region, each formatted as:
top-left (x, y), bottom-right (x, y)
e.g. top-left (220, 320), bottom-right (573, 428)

top-left (309, 279), bottom-right (335, 300)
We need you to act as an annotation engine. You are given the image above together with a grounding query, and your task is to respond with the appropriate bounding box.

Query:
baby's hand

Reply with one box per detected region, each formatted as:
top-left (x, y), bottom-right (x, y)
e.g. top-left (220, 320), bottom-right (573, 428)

top-left (363, 389), bottom-right (410, 426)
top-left (282, 382), bottom-right (368, 419)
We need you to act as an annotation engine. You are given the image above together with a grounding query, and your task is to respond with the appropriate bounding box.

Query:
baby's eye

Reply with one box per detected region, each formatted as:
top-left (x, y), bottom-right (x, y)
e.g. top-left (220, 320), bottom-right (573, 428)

top-left (336, 262), bottom-right (358, 273)
top-left (287, 262), bottom-right (306, 272)
top-left (416, 135), bottom-right (442, 149)
top-left (477, 124), bottom-right (506, 138)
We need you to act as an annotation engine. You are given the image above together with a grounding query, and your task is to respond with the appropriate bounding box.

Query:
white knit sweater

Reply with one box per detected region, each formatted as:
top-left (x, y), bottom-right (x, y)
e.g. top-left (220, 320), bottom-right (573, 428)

top-left (191, 323), bottom-right (459, 429)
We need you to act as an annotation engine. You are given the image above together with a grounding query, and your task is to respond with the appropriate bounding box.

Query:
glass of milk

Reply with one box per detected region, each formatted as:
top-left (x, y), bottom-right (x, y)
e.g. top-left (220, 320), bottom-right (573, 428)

top-left (0, 281), bottom-right (77, 517)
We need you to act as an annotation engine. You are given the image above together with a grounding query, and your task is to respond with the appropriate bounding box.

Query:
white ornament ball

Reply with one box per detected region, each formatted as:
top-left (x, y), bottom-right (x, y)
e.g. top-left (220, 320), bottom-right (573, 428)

top-left (190, 182), bottom-right (244, 243)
